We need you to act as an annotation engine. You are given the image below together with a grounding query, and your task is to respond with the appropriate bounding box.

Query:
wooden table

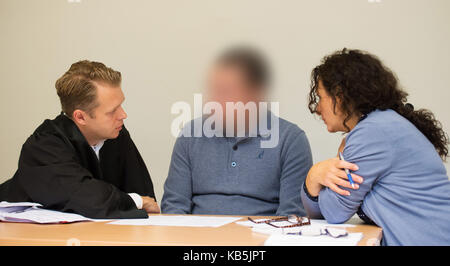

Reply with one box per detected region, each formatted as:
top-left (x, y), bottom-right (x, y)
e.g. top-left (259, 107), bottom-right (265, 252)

top-left (0, 214), bottom-right (382, 246)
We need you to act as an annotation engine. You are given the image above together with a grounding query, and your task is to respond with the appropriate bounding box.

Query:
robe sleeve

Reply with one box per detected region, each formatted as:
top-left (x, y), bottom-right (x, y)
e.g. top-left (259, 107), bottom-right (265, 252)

top-left (116, 127), bottom-right (156, 200)
top-left (15, 132), bottom-right (148, 219)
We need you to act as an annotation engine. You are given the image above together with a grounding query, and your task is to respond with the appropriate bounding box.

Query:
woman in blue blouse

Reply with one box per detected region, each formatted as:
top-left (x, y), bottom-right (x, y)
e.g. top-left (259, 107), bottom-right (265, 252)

top-left (302, 49), bottom-right (450, 246)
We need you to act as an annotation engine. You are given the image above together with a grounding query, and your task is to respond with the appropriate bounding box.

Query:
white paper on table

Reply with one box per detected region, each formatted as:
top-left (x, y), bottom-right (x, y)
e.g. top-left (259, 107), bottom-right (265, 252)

top-left (0, 201), bottom-right (43, 208)
top-left (264, 232), bottom-right (363, 246)
top-left (310, 219), bottom-right (356, 228)
top-left (251, 223), bottom-right (300, 235)
top-left (0, 208), bottom-right (93, 224)
top-left (108, 215), bottom-right (242, 228)
top-left (0, 201), bottom-right (43, 213)
top-left (89, 219), bottom-right (114, 222)
top-left (236, 218), bottom-right (356, 228)
top-left (251, 224), bottom-right (354, 237)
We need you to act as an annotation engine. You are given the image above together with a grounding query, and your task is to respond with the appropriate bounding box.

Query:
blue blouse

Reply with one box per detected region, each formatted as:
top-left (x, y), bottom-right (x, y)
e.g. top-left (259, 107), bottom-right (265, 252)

top-left (301, 109), bottom-right (450, 246)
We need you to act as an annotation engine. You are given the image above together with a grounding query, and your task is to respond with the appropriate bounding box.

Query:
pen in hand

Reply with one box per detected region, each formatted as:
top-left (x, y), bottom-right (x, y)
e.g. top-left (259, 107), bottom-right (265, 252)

top-left (339, 152), bottom-right (356, 189)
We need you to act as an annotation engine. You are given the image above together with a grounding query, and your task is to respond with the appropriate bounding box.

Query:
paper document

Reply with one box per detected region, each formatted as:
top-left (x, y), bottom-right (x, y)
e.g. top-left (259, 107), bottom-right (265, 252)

top-left (0, 201), bottom-right (43, 213)
top-left (235, 217), bottom-right (363, 246)
top-left (109, 215), bottom-right (242, 228)
top-left (0, 208), bottom-right (93, 224)
top-left (0, 201), bottom-right (98, 224)
top-left (264, 232), bottom-right (363, 246)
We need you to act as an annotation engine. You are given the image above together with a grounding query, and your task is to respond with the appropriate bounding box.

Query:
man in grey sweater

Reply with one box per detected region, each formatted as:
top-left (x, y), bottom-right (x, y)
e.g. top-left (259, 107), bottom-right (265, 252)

top-left (162, 47), bottom-right (313, 216)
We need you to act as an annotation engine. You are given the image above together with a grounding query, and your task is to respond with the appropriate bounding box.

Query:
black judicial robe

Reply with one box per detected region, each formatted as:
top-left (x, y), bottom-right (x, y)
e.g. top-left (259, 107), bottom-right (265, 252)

top-left (0, 113), bottom-right (155, 219)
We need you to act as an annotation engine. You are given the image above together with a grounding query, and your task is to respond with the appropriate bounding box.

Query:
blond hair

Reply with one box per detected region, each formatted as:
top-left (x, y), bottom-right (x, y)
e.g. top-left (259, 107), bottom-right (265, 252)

top-left (55, 60), bottom-right (121, 117)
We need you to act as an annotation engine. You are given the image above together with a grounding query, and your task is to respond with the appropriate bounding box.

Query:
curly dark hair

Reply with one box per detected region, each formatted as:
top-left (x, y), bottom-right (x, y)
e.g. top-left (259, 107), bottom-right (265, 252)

top-left (308, 48), bottom-right (449, 160)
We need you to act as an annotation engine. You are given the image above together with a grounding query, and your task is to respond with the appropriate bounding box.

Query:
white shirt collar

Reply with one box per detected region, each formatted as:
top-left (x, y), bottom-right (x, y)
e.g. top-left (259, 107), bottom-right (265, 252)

top-left (90, 140), bottom-right (105, 160)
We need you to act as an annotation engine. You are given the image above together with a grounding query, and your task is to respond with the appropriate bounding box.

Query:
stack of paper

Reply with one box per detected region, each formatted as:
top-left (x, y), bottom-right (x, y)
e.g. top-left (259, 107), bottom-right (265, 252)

top-left (0, 201), bottom-right (42, 213)
top-left (108, 215), bottom-right (242, 228)
top-left (0, 201), bottom-right (92, 224)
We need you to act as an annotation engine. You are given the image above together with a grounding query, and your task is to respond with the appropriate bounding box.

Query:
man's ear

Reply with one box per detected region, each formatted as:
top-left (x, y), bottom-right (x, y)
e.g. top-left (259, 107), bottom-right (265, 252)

top-left (72, 109), bottom-right (88, 126)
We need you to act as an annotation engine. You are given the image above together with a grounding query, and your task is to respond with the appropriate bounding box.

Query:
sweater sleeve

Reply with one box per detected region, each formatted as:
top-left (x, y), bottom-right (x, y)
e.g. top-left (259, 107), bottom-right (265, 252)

top-left (161, 135), bottom-right (193, 214)
top-left (317, 123), bottom-right (392, 223)
top-left (277, 129), bottom-right (313, 216)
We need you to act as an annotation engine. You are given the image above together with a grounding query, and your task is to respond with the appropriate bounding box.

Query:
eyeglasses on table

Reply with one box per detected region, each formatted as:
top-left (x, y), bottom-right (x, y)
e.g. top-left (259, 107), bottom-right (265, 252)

top-left (247, 215), bottom-right (311, 228)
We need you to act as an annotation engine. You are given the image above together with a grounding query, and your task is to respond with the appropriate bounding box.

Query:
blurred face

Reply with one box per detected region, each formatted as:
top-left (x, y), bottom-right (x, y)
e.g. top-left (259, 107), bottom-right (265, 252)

top-left (206, 64), bottom-right (264, 122)
top-left (316, 80), bottom-right (348, 133)
top-left (206, 64), bottom-right (263, 105)
top-left (73, 82), bottom-right (127, 145)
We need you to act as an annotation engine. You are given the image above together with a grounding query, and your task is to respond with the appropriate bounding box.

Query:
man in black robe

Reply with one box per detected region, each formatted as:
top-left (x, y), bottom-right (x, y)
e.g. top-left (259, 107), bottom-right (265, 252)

top-left (0, 60), bottom-right (159, 219)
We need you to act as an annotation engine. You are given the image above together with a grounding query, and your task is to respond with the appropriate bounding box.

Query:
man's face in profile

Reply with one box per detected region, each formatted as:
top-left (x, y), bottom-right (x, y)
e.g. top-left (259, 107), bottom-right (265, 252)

top-left (84, 82), bottom-right (127, 141)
